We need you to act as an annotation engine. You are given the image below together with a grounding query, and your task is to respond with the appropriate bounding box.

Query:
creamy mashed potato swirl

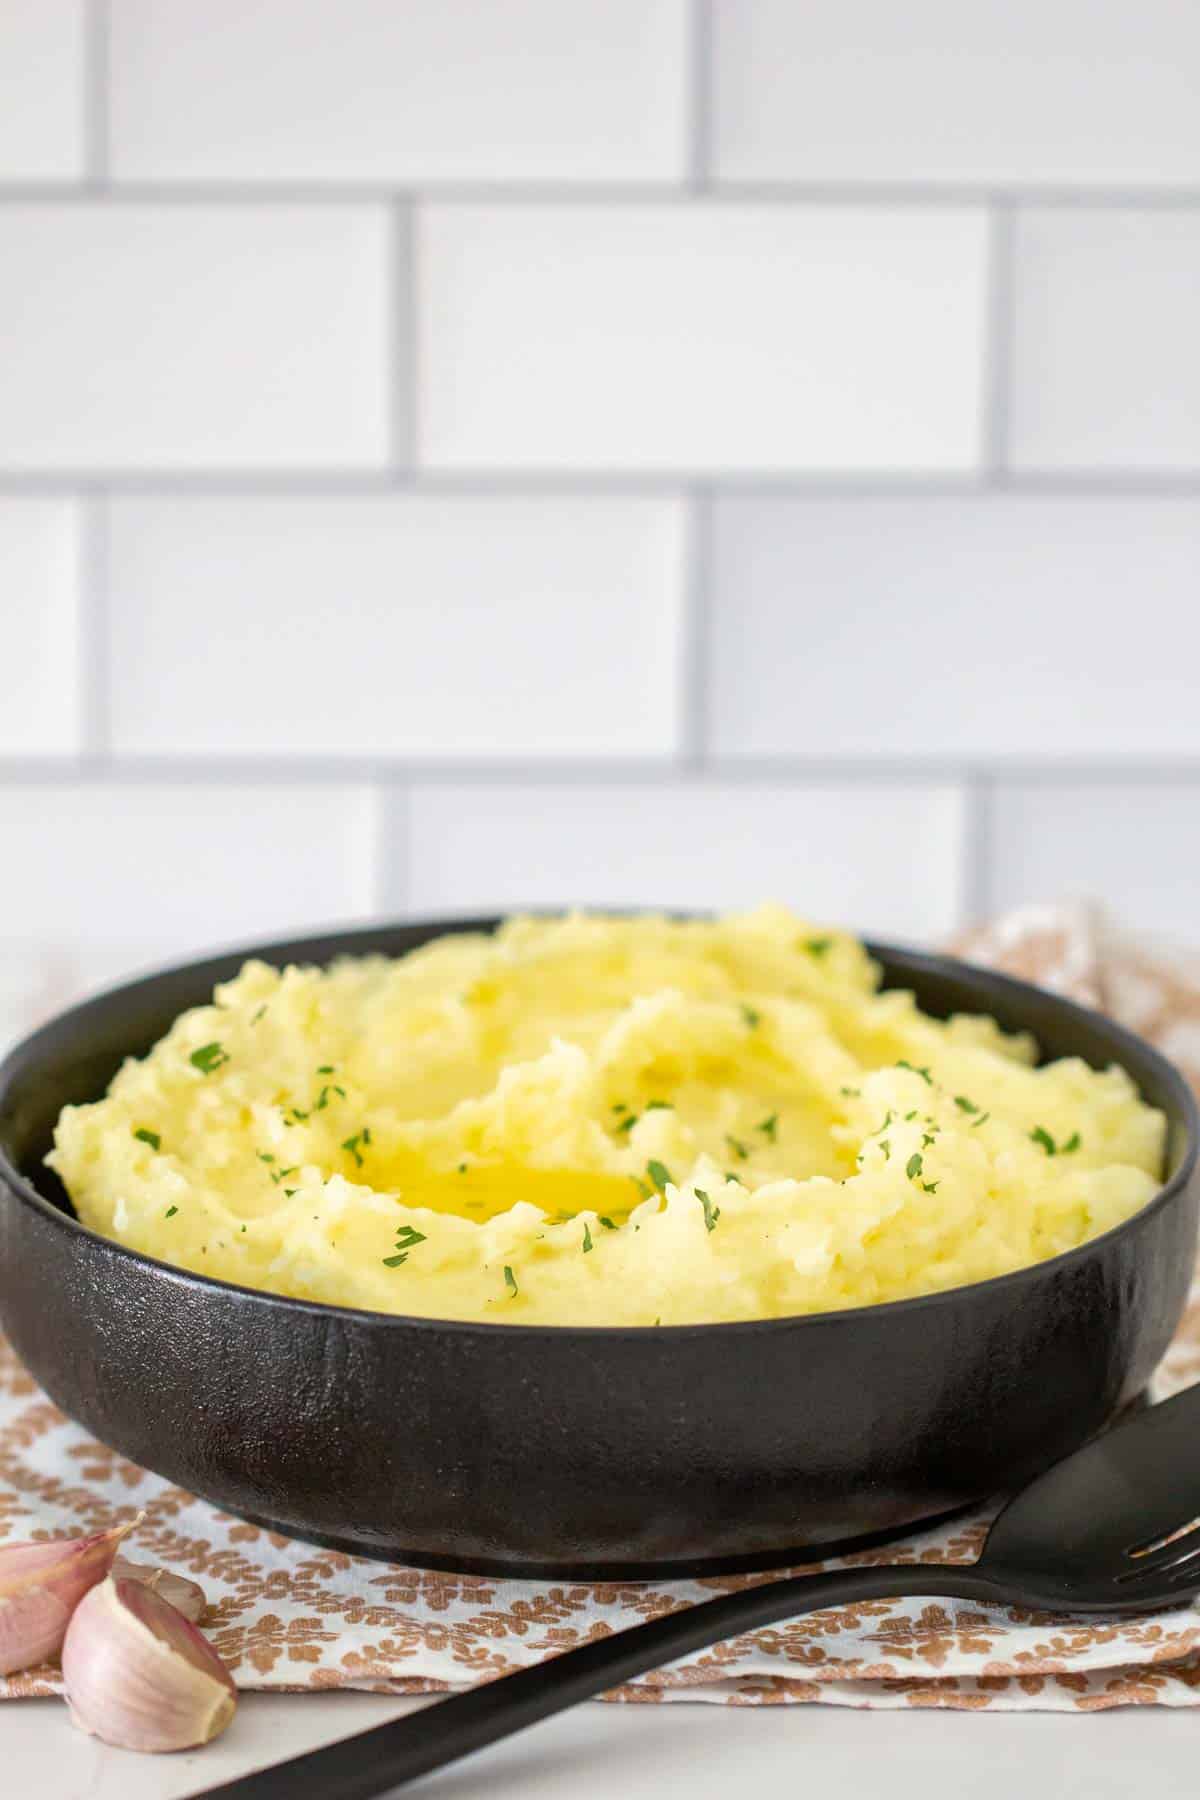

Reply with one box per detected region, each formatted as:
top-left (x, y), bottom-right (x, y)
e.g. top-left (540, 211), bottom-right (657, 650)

top-left (49, 908), bottom-right (1165, 1326)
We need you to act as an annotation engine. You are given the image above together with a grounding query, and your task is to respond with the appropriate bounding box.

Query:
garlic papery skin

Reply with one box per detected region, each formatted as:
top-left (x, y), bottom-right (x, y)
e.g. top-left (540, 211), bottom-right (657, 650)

top-left (62, 1576), bottom-right (236, 1753)
top-left (111, 1559), bottom-right (207, 1625)
top-left (0, 1518), bottom-right (139, 1675)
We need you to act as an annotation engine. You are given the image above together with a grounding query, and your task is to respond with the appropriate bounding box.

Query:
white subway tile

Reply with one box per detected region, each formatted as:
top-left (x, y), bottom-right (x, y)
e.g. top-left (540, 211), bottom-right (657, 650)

top-left (710, 497), bottom-right (1200, 759)
top-left (400, 781), bottom-right (967, 941)
top-left (108, 496), bottom-right (685, 758)
top-left (713, 0), bottom-right (1200, 187)
top-left (0, 207), bottom-right (390, 471)
top-left (988, 783), bottom-right (1200, 944)
top-left (1011, 211), bottom-right (1200, 472)
top-left (418, 205), bottom-right (988, 472)
top-left (0, 1), bottom-right (85, 180)
top-left (0, 784), bottom-right (378, 970)
top-left (0, 499), bottom-right (81, 754)
top-left (109, 0), bottom-right (685, 183)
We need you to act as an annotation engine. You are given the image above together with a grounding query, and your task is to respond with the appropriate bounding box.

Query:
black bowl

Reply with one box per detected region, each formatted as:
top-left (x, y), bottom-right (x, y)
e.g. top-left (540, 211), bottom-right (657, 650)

top-left (0, 918), bottom-right (1196, 1578)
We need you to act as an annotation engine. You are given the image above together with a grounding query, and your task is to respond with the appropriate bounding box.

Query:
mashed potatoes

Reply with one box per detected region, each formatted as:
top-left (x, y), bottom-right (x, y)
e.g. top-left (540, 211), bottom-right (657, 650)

top-left (49, 908), bottom-right (1165, 1327)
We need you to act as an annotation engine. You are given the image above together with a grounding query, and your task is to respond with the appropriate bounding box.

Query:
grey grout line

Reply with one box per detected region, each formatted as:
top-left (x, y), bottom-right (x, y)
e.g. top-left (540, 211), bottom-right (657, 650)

top-left (960, 774), bottom-right (996, 927)
top-left (4, 471), bottom-right (1200, 498)
top-left (5, 755), bottom-right (1200, 789)
top-left (4, 179), bottom-right (1200, 208)
top-left (76, 494), bottom-right (111, 758)
top-left (391, 201), bottom-right (416, 470)
top-left (982, 202), bottom-right (1016, 481)
top-left (679, 485), bottom-right (713, 765)
top-left (83, 0), bottom-right (110, 187)
top-left (687, 0), bottom-right (714, 191)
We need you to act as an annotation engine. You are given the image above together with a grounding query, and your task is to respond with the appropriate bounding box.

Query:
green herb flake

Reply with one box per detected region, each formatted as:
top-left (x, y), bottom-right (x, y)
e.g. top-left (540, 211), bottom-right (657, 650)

top-left (133, 1128), bottom-right (161, 1151)
top-left (250, 1004), bottom-right (267, 1026)
top-left (382, 1252), bottom-right (409, 1268)
top-left (903, 1110), bottom-right (918, 1121)
top-left (458, 1162), bottom-right (468, 1174)
top-left (612, 1102), bottom-right (630, 1114)
top-left (695, 1188), bottom-right (721, 1233)
top-left (921, 1132), bottom-right (937, 1149)
top-left (756, 1113), bottom-right (779, 1142)
top-left (1031, 1126), bottom-right (1057, 1156)
top-left (283, 1188), bottom-right (297, 1198)
top-left (189, 1041), bottom-right (229, 1076)
top-left (906, 1152), bottom-right (924, 1180)
top-left (504, 1265), bottom-right (519, 1298)
top-left (257, 1151), bottom-right (275, 1165)
top-left (342, 1134), bottom-right (365, 1168)
top-left (741, 1004), bottom-right (761, 1029)
top-left (394, 1226), bottom-right (427, 1252)
top-left (725, 1134), bottom-right (749, 1161)
top-left (954, 1094), bottom-right (980, 1115)
top-left (615, 1113), bottom-right (639, 1134)
top-left (1062, 1131), bottom-right (1081, 1154)
top-left (971, 1112), bottom-right (990, 1129)
top-left (582, 1223), bottom-right (594, 1254)
top-left (896, 1060), bottom-right (933, 1086)
top-left (805, 936), bottom-right (833, 958)
top-left (922, 1181), bottom-right (940, 1195)
top-left (362, 1127), bottom-right (372, 1146)
top-left (644, 1099), bottom-right (672, 1113)
top-left (631, 1177), bottom-right (653, 1202)
top-left (879, 1138), bottom-right (891, 1160)
top-left (317, 1064), bottom-right (335, 1074)
top-left (647, 1159), bottom-right (673, 1191)
top-left (840, 1085), bottom-right (861, 1098)
top-left (164, 1205), bottom-right (179, 1219)
top-left (599, 1216), bottom-right (616, 1231)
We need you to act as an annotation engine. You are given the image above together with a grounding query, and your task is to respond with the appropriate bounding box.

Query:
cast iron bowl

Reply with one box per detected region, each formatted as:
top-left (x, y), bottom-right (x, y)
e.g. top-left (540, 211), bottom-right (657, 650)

top-left (0, 918), bottom-right (1197, 1579)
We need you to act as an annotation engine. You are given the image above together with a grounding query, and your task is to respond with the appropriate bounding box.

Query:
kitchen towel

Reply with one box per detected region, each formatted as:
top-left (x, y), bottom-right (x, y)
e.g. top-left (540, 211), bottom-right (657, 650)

top-left (4, 901), bottom-right (1200, 1714)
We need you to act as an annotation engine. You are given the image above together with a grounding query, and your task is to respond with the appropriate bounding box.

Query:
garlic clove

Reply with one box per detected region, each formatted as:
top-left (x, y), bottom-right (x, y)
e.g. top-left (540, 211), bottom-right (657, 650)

top-left (0, 1517), bottom-right (139, 1676)
top-left (62, 1575), bottom-right (236, 1753)
top-left (111, 1558), bottom-right (207, 1624)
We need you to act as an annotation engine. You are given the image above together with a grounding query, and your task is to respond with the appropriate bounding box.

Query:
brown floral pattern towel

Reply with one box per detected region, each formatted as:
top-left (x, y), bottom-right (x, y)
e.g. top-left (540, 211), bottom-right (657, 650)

top-left (3, 905), bottom-right (1200, 1713)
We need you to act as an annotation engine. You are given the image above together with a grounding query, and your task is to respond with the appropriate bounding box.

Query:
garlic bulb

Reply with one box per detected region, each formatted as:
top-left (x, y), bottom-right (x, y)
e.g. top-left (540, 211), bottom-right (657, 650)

top-left (112, 1558), bottom-right (207, 1624)
top-left (0, 1518), bottom-right (138, 1675)
top-left (62, 1575), bottom-right (236, 1752)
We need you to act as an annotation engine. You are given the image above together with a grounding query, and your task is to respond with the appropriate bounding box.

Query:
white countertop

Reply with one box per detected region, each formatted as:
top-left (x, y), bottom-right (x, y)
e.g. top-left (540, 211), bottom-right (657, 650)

top-left (8, 1690), bottom-right (1199, 1799)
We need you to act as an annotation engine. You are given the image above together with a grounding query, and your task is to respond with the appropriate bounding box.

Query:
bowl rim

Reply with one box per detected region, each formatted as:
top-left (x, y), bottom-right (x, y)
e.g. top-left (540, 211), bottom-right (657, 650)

top-left (1, 914), bottom-right (1196, 1342)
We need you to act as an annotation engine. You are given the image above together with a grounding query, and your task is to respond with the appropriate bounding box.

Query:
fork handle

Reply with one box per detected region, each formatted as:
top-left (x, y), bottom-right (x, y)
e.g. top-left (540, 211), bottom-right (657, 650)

top-left (194, 1562), bottom-right (996, 1799)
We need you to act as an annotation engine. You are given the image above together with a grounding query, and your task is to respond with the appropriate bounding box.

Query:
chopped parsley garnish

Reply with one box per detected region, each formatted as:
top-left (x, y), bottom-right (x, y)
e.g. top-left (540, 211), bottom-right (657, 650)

top-left (695, 1188), bottom-right (720, 1233)
top-left (921, 1131), bottom-right (937, 1149)
top-left (317, 1064), bottom-right (335, 1074)
top-left (189, 1042), bottom-right (228, 1076)
top-left (1062, 1131), bottom-right (1081, 1154)
top-left (903, 1110), bottom-right (918, 1121)
top-left (250, 1004), bottom-right (267, 1026)
top-left (896, 1060), bottom-right (932, 1085)
top-left (615, 1113), bottom-right (638, 1134)
top-left (283, 1188), bottom-right (297, 1198)
top-left (879, 1138), bottom-right (891, 1160)
top-left (503, 1265), bottom-right (519, 1298)
top-left (741, 1004), bottom-right (761, 1029)
top-left (840, 1086), bottom-right (861, 1098)
top-left (314, 1084), bottom-right (346, 1112)
top-left (599, 1216), bottom-right (616, 1231)
top-left (384, 1225), bottom-right (427, 1269)
top-left (922, 1181), bottom-right (940, 1195)
top-left (954, 1094), bottom-right (981, 1115)
top-left (906, 1152), bottom-right (924, 1180)
top-left (133, 1128), bottom-right (161, 1151)
top-left (257, 1151), bottom-right (275, 1165)
top-left (458, 1162), bottom-right (468, 1174)
top-left (382, 1252), bottom-right (408, 1268)
top-left (971, 1112), bottom-right (990, 1129)
top-left (164, 1205), bottom-right (179, 1219)
top-left (362, 1127), bottom-right (372, 1145)
top-left (725, 1134), bottom-right (749, 1161)
top-left (805, 936), bottom-right (833, 958)
top-left (1030, 1126), bottom-right (1057, 1156)
top-left (270, 1165), bottom-right (298, 1185)
top-left (647, 1159), bottom-right (673, 1192)
top-left (582, 1223), bottom-right (594, 1254)
top-left (342, 1134), bottom-right (366, 1168)
top-left (631, 1177), bottom-right (653, 1202)
top-left (756, 1113), bottom-right (778, 1142)
top-left (613, 1101), bottom-right (630, 1114)
top-left (644, 1099), bottom-right (671, 1112)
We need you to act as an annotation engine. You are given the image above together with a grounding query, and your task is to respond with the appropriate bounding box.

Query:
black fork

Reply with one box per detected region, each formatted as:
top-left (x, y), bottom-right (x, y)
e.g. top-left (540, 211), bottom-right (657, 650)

top-left (197, 1383), bottom-right (1200, 1799)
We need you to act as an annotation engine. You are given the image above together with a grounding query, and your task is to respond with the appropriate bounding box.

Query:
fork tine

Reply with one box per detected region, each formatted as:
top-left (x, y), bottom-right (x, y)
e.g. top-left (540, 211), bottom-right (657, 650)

top-left (1117, 1528), bottom-right (1200, 1583)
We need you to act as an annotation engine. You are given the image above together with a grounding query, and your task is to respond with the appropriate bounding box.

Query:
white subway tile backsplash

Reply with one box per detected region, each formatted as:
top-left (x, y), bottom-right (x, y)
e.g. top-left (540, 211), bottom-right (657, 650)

top-left (107, 496), bottom-right (685, 759)
top-left (0, 783), bottom-right (378, 966)
top-left (109, 0), bottom-right (686, 184)
top-left (418, 205), bottom-right (988, 472)
top-left (399, 780), bottom-right (967, 940)
top-left (1011, 211), bottom-right (1200, 472)
top-left (713, 0), bottom-right (1200, 188)
top-left (0, 207), bottom-right (391, 471)
top-left (0, 1), bottom-right (85, 180)
top-left (0, 500), bottom-right (81, 755)
top-left (988, 783), bottom-right (1200, 944)
top-left (710, 497), bottom-right (1200, 759)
